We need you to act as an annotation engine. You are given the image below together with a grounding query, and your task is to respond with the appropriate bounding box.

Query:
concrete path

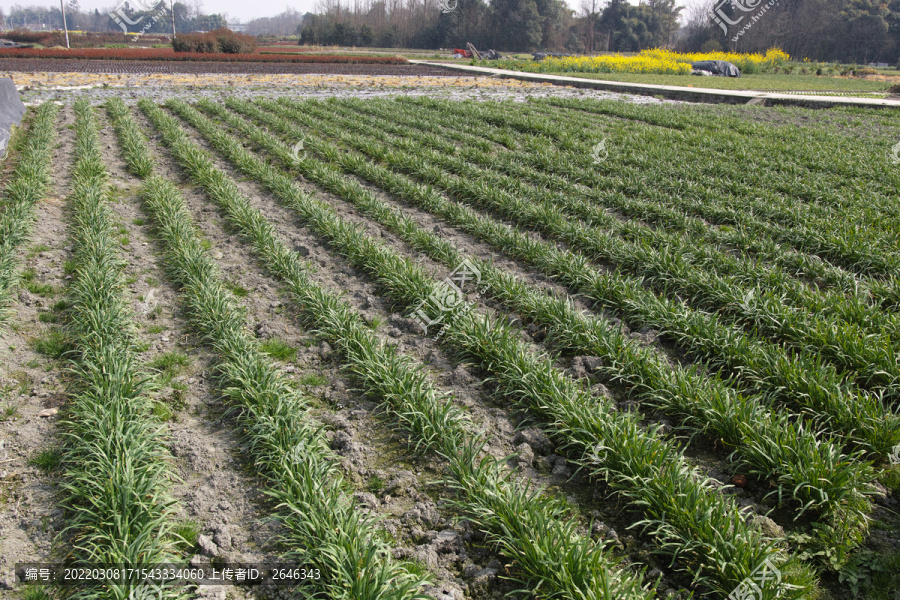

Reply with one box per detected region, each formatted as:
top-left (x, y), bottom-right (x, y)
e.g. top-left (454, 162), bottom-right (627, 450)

top-left (411, 61), bottom-right (900, 109)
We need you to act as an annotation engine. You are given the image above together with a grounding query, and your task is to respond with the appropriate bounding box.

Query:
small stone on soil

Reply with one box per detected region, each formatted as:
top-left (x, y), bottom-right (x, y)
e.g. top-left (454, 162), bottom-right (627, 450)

top-left (513, 427), bottom-right (551, 454)
top-left (197, 534), bottom-right (219, 557)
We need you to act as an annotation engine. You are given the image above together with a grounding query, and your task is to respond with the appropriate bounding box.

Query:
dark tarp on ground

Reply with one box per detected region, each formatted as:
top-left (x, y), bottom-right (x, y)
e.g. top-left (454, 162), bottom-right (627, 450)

top-left (691, 60), bottom-right (741, 77)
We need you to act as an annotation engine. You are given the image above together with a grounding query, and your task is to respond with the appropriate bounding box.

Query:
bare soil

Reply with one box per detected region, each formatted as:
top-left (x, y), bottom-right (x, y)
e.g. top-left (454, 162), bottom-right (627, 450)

top-left (0, 59), bottom-right (459, 77)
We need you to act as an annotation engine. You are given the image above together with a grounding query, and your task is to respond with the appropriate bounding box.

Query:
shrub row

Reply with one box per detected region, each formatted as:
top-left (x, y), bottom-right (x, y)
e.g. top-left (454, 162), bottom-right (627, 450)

top-left (0, 29), bottom-right (151, 47)
top-left (171, 28), bottom-right (257, 54)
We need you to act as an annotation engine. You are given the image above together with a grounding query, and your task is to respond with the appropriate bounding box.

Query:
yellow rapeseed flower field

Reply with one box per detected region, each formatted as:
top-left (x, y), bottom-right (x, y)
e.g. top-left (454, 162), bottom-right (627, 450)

top-left (495, 48), bottom-right (791, 76)
top-left (640, 48), bottom-right (790, 74)
top-left (529, 54), bottom-right (691, 75)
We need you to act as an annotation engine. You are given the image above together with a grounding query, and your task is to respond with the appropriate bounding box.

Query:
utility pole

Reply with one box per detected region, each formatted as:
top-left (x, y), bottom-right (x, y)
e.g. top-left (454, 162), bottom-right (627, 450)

top-left (60, 0), bottom-right (70, 48)
top-left (171, 0), bottom-right (176, 38)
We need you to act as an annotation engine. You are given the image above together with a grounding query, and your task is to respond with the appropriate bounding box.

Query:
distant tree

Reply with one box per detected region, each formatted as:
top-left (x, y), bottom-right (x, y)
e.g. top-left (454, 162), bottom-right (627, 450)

top-left (533, 0), bottom-right (569, 49)
top-left (646, 0), bottom-right (681, 48)
top-left (677, 0), bottom-right (717, 52)
top-left (489, 0), bottom-right (544, 51)
top-left (172, 2), bottom-right (191, 32)
top-left (887, 0), bottom-right (900, 62)
top-left (841, 0), bottom-right (890, 63)
top-left (243, 8), bottom-right (303, 36)
top-left (377, 27), bottom-right (396, 48)
top-left (580, 0), bottom-right (601, 53)
top-left (565, 26), bottom-right (584, 53)
top-left (419, 0), bottom-right (489, 49)
top-left (299, 13), bottom-right (334, 44)
top-left (597, 0), bottom-right (652, 51)
top-left (358, 23), bottom-right (374, 46)
top-left (191, 13), bottom-right (227, 32)
top-left (700, 38), bottom-right (722, 52)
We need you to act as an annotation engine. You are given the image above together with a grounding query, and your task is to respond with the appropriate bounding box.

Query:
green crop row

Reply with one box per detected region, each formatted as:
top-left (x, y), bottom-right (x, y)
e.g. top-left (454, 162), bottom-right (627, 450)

top-left (537, 97), bottom-right (900, 231)
top-left (201, 96), bottom-right (880, 558)
top-left (421, 98), bottom-right (900, 277)
top-left (464, 97), bottom-right (899, 239)
top-left (135, 97), bottom-right (656, 600)
top-left (345, 98), bottom-right (879, 319)
top-left (347, 97), bottom-right (864, 298)
top-left (295, 99), bottom-right (900, 402)
top-left (112, 96), bottom-right (430, 600)
top-left (0, 102), bottom-right (58, 322)
top-left (167, 97), bottom-right (818, 599)
top-left (244, 96), bottom-right (899, 462)
top-left (61, 99), bottom-right (182, 600)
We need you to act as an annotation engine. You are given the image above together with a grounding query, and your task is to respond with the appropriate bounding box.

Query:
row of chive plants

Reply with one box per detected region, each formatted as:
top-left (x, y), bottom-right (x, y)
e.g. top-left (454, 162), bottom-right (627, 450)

top-left (123, 96), bottom-right (657, 600)
top-left (306, 100), bottom-right (900, 409)
top-left (107, 97), bottom-right (430, 600)
top-left (0, 102), bottom-right (58, 323)
top-left (422, 98), bottom-right (900, 277)
top-left (528, 98), bottom-right (900, 309)
top-left (326, 101), bottom-right (900, 398)
top-left (530, 98), bottom-right (900, 279)
top-left (197, 97), bottom-right (879, 559)
top-left (462, 97), bottom-right (900, 251)
top-left (346, 97), bottom-right (882, 326)
top-left (166, 97), bottom-right (822, 599)
top-left (249, 96), bottom-right (899, 460)
top-left (344, 97), bottom-right (864, 298)
top-left (297, 99), bottom-right (900, 402)
top-left (540, 98), bottom-right (900, 229)
top-left (538, 97), bottom-right (900, 230)
top-left (61, 99), bottom-right (183, 600)
top-left (398, 96), bottom-right (889, 291)
top-left (326, 98), bottom-right (899, 376)
top-left (393, 95), bottom-right (900, 320)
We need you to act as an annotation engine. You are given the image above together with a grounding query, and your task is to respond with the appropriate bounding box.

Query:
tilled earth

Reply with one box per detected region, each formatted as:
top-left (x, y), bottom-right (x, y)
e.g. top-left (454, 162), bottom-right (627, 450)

top-left (0, 59), bottom-right (457, 76)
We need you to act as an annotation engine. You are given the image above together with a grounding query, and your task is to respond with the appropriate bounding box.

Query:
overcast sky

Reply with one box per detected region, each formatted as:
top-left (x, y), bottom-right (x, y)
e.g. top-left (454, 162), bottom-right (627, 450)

top-left (2, 0), bottom-right (703, 27)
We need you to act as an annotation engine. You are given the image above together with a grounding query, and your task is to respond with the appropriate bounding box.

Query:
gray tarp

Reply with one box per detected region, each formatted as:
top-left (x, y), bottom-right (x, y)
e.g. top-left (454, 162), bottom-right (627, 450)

top-left (0, 78), bottom-right (26, 158)
top-left (691, 60), bottom-right (741, 77)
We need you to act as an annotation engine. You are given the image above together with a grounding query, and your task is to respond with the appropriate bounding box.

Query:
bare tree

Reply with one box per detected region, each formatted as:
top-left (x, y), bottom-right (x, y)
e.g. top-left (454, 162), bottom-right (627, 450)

top-left (580, 0), bottom-right (603, 52)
